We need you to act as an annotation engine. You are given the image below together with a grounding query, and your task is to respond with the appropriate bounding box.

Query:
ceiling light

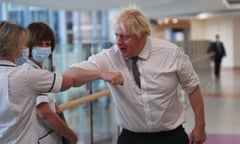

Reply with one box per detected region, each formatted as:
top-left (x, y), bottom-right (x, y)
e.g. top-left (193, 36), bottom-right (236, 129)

top-left (163, 18), bottom-right (169, 24)
top-left (197, 12), bottom-right (210, 19)
top-left (172, 18), bottom-right (178, 24)
top-left (157, 19), bottom-right (163, 25)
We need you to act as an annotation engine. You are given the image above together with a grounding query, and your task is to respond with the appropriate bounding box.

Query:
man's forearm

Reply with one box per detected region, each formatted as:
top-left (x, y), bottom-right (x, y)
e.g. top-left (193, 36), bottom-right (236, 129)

top-left (64, 67), bottom-right (102, 87)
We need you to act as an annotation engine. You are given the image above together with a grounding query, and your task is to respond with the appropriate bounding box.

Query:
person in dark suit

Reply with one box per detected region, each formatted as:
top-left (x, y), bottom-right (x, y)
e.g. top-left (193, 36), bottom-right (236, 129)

top-left (208, 34), bottom-right (226, 79)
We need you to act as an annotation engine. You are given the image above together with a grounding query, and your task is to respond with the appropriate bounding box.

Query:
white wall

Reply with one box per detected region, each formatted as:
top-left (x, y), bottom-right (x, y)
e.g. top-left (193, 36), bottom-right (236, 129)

top-left (190, 20), bottom-right (206, 40)
top-left (233, 19), bottom-right (240, 67)
top-left (190, 17), bottom-right (238, 68)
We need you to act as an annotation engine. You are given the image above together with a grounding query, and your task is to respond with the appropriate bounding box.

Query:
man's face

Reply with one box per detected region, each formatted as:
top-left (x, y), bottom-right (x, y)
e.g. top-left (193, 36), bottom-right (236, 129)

top-left (114, 24), bottom-right (145, 59)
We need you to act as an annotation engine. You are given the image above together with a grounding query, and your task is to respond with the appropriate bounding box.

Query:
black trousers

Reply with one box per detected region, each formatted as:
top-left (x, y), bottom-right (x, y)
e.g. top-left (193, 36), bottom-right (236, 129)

top-left (214, 57), bottom-right (222, 78)
top-left (117, 125), bottom-right (189, 144)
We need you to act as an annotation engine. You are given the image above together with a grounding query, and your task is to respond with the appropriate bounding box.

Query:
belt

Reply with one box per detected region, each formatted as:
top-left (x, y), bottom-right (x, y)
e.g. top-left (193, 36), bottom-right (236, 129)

top-left (122, 125), bottom-right (183, 137)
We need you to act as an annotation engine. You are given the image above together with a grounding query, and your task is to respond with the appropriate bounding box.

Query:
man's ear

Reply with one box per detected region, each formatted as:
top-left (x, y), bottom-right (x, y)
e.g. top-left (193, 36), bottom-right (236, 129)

top-left (140, 33), bottom-right (147, 40)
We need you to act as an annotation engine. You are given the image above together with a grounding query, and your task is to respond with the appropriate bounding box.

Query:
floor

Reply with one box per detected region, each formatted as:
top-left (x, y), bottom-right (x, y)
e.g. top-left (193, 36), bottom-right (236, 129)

top-left (184, 68), bottom-right (240, 144)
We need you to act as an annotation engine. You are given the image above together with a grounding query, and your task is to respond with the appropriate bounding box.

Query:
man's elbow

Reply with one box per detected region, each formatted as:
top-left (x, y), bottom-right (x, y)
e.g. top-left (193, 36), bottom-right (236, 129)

top-left (61, 74), bottom-right (74, 91)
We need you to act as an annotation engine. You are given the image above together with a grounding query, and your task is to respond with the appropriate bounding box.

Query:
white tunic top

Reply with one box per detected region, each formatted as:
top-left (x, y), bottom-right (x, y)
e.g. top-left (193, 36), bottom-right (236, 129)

top-left (71, 37), bottom-right (200, 132)
top-left (26, 59), bottom-right (62, 144)
top-left (0, 60), bottom-right (62, 144)
top-left (36, 93), bottom-right (62, 144)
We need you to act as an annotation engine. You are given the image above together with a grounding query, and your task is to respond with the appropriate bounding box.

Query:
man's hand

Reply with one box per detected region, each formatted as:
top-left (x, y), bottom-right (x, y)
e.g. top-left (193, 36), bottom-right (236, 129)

top-left (101, 71), bottom-right (124, 85)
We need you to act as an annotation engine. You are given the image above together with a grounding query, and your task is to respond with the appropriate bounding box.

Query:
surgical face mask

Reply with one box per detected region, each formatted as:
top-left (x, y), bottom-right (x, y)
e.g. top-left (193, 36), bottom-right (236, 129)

top-left (22, 48), bottom-right (29, 60)
top-left (32, 47), bottom-right (51, 63)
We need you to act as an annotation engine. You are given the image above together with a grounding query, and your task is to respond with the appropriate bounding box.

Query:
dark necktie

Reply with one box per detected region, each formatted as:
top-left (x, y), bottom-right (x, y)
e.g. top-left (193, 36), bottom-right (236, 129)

top-left (131, 57), bottom-right (141, 88)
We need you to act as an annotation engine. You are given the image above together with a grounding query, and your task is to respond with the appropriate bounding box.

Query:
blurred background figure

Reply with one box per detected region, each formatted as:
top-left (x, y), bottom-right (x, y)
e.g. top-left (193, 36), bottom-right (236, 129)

top-left (208, 34), bottom-right (226, 79)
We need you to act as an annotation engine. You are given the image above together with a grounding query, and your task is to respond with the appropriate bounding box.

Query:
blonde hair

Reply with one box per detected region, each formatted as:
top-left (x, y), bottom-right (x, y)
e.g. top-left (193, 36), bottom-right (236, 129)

top-left (0, 21), bottom-right (28, 58)
top-left (113, 7), bottom-right (151, 38)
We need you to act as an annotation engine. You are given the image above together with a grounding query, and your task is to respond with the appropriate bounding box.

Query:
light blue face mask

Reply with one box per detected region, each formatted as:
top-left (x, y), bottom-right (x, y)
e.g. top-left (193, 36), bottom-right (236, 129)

top-left (22, 48), bottom-right (29, 60)
top-left (15, 48), bottom-right (29, 66)
top-left (32, 47), bottom-right (51, 63)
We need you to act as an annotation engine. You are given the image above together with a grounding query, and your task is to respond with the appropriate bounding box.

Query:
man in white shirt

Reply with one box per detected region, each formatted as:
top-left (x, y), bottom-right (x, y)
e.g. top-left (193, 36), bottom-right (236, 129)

top-left (65, 7), bottom-right (206, 144)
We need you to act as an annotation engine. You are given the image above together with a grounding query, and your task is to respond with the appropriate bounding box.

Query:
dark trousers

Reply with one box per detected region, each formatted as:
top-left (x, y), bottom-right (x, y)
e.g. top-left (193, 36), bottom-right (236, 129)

top-left (214, 57), bottom-right (222, 78)
top-left (117, 125), bottom-right (189, 144)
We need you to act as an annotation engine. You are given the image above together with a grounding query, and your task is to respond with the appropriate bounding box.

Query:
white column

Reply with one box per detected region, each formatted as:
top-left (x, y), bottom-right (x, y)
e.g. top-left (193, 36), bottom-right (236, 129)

top-left (0, 2), bottom-right (8, 20)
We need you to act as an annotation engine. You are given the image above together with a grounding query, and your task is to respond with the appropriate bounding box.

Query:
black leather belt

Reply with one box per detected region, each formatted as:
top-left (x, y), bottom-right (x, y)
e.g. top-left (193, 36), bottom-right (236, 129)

top-left (122, 125), bottom-right (183, 136)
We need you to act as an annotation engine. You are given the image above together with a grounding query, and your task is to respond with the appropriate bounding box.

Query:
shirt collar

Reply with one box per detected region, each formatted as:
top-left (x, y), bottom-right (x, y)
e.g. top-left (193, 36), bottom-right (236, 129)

top-left (137, 36), bottom-right (150, 60)
top-left (26, 59), bottom-right (40, 69)
top-left (0, 60), bottom-right (16, 67)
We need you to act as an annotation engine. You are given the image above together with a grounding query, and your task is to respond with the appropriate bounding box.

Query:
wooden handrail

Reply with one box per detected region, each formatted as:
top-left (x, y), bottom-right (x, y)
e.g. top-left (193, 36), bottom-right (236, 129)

top-left (59, 89), bottom-right (110, 111)
top-left (59, 52), bottom-right (215, 111)
top-left (192, 52), bottom-right (214, 64)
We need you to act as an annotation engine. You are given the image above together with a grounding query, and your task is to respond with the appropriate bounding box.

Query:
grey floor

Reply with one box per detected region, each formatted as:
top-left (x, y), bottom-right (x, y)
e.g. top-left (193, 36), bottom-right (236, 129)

top-left (184, 68), bottom-right (240, 144)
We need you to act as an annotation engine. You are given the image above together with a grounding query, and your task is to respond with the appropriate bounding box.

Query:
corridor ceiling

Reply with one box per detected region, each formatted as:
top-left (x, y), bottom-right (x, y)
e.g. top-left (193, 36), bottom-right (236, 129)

top-left (3, 0), bottom-right (240, 19)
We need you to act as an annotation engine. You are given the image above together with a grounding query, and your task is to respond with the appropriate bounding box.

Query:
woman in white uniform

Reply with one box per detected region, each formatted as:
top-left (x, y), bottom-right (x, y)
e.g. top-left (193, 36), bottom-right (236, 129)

top-left (0, 21), bottom-right (74, 144)
top-left (25, 22), bottom-right (77, 144)
top-left (0, 21), bottom-right (124, 144)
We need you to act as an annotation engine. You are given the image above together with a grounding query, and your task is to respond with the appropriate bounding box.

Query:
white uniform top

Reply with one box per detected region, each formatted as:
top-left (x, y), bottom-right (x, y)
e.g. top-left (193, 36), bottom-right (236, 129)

top-left (26, 59), bottom-right (62, 144)
top-left (71, 36), bottom-right (200, 132)
top-left (0, 60), bottom-right (62, 144)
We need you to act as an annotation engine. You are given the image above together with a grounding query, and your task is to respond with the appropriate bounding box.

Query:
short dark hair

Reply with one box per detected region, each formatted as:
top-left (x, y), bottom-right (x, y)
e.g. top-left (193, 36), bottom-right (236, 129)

top-left (27, 22), bottom-right (56, 57)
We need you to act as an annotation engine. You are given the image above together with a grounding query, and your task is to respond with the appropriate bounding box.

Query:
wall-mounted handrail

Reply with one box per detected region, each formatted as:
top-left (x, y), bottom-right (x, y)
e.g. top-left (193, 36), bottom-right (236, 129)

top-left (59, 52), bottom-right (214, 111)
top-left (59, 89), bottom-right (110, 111)
top-left (192, 52), bottom-right (214, 64)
